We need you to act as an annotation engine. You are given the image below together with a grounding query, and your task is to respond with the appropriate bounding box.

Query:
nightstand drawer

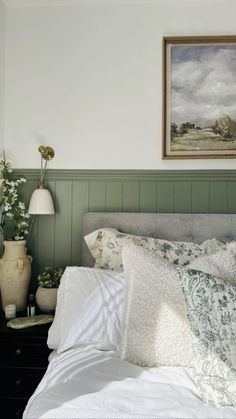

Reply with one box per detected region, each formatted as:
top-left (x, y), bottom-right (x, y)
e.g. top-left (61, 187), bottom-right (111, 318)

top-left (0, 311), bottom-right (51, 415)
top-left (0, 342), bottom-right (50, 367)
top-left (1, 366), bottom-right (46, 397)
top-left (0, 397), bottom-right (28, 419)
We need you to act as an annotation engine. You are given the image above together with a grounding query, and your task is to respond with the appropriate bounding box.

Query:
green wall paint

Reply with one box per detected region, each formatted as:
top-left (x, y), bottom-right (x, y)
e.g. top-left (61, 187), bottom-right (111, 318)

top-left (14, 169), bottom-right (236, 289)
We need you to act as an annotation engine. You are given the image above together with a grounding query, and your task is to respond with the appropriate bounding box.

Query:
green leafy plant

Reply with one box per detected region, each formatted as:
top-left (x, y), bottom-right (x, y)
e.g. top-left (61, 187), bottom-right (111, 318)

top-left (0, 154), bottom-right (30, 240)
top-left (38, 266), bottom-right (64, 288)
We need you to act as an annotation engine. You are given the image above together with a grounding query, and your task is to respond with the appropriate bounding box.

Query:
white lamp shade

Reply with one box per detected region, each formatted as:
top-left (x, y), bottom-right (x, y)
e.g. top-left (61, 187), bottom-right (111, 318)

top-left (28, 188), bottom-right (55, 215)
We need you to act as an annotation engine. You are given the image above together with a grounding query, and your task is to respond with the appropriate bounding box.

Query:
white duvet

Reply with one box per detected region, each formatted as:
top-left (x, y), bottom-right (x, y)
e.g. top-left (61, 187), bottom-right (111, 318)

top-left (23, 345), bottom-right (236, 419)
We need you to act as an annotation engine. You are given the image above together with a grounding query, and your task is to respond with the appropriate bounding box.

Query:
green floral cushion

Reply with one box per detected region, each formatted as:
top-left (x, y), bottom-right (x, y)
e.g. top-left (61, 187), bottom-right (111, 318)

top-left (179, 268), bottom-right (236, 407)
top-left (84, 227), bottom-right (224, 271)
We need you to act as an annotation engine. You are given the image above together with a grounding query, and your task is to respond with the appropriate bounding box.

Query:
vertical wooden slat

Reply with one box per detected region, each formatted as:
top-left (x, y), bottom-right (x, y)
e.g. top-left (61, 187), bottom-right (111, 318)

top-left (54, 181), bottom-right (72, 267)
top-left (173, 182), bottom-right (191, 213)
top-left (157, 182), bottom-right (174, 212)
top-left (88, 181), bottom-right (106, 211)
top-left (192, 182), bottom-right (209, 213)
top-left (228, 182), bottom-right (236, 213)
top-left (140, 182), bottom-right (157, 212)
top-left (210, 182), bottom-right (228, 213)
top-left (37, 181), bottom-right (56, 273)
top-left (106, 181), bottom-right (122, 211)
top-left (71, 181), bottom-right (89, 265)
top-left (122, 182), bottom-right (139, 212)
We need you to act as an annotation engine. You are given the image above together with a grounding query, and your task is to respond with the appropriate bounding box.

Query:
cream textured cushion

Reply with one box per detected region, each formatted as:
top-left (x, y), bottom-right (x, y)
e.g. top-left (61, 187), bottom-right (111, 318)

top-left (84, 228), bottom-right (224, 271)
top-left (189, 242), bottom-right (236, 284)
top-left (121, 245), bottom-right (193, 367)
top-left (121, 244), bottom-right (236, 368)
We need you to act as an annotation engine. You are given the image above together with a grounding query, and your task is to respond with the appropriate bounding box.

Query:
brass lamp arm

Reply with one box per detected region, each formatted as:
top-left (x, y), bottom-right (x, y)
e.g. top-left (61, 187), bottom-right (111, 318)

top-left (38, 146), bottom-right (55, 188)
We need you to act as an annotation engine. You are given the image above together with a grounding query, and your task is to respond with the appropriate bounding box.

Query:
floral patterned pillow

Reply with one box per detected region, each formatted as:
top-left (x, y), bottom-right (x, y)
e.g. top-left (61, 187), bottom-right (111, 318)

top-left (84, 228), bottom-right (224, 271)
top-left (178, 268), bottom-right (236, 407)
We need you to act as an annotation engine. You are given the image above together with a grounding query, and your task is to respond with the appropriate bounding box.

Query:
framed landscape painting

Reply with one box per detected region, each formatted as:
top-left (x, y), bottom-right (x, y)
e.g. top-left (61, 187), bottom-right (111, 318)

top-left (163, 36), bottom-right (236, 159)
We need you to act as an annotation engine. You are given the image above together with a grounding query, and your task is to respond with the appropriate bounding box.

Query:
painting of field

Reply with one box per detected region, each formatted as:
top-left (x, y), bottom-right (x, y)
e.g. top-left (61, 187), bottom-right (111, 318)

top-left (172, 130), bottom-right (236, 152)
top-left (164, 37), bottom-right (236, 158)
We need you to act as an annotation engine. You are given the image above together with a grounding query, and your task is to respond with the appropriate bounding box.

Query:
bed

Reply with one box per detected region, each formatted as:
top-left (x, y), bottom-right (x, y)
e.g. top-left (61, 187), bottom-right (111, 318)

top-left (23, 212), bottom-right (236, 419)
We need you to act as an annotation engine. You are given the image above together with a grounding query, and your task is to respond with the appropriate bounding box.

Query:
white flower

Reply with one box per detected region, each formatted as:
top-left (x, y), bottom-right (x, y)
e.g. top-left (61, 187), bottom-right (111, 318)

top-left (6, 212), bottom-right (14, 219)
top-left (15, 235), bottom-right (24, 241)
top-left (0, 154), bottom-right (30, 240)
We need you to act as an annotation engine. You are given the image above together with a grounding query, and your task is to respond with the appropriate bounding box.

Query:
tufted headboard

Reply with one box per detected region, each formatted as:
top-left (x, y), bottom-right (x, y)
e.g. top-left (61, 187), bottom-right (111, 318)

top-left (81, 212), bottom-right (236, 267)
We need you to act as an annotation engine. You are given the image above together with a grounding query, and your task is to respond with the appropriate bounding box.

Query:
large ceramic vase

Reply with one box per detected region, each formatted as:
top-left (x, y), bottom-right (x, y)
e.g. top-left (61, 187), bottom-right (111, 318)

top-left (0, 240), bottom-right (32, 312)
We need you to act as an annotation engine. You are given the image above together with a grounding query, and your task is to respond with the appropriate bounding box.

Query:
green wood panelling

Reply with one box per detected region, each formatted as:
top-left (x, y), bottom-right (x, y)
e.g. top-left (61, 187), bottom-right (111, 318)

top-left (140, 182), bottom-right (157, 212)
top-left (210, 182), bottom-right (228, 213)
top-left (123, 182), bottom-right (139, 211)
top-left (106, 182), bottom-right (123, 211)
top-left (54, 181), bottom-right (73, 267)
top-left (13, 169), bottom-right (236, 289)
top-left (157, 182), bottom-right (174, 212)
top-left (71, 181), bottom-right (89, 266)
top-left (191, 182), bottom-right (209, 213)
top-left (13, 169), bottom-right (236, 182)
top-left (228, 182), bottom-right (236, 213)
top-left (89, 181), bottom-right (106, 211)
top-left (174, 182), bottom-right (191, 213)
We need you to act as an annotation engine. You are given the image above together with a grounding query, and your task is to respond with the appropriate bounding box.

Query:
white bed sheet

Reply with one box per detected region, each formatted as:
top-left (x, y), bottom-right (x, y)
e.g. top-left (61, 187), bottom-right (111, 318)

top-left (23, 345), bottom-right (236, 419)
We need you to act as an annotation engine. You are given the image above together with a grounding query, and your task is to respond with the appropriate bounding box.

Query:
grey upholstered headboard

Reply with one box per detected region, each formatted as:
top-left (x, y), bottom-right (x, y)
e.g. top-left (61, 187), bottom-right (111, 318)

top-left (81, 212), bottom-right (236, 267)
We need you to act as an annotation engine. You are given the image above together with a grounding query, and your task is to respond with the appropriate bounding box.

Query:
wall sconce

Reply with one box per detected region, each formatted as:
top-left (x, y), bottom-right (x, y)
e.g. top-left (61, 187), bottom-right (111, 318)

top-left (28, 146), bottom-right (55, 215)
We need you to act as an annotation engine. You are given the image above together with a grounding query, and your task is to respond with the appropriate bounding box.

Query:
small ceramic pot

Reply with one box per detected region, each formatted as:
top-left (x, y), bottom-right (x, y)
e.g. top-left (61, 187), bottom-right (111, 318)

top-left (35, 286), bottom-right (57, 313)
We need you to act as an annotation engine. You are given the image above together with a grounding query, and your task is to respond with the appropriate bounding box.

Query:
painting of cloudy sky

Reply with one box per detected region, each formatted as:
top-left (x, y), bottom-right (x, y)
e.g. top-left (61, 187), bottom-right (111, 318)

top-left (171, 45), bottom-right (236, 126)
top-left (169, 43), bottom-right (236, 154)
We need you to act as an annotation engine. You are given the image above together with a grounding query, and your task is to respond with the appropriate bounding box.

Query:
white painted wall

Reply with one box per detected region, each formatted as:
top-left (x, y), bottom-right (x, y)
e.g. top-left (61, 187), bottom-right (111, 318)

top-left (4, 0), bottom-right (236, 169)
top-left (0, 0), bottom-right (4, 154)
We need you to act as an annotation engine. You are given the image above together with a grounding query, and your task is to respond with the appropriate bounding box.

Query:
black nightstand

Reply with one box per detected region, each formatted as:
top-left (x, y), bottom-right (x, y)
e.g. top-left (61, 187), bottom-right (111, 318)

top-left (0, 311), bottom-right (51, 418)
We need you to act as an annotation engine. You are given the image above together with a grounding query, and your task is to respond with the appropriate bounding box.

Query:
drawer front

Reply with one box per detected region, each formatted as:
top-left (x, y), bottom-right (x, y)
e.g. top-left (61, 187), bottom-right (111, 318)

top-left (1, 367), bottom-right (46, 397)
top-left (0, 342), bottom-right (50, 367)
top-left (0, 398), bottom-right (28, 419)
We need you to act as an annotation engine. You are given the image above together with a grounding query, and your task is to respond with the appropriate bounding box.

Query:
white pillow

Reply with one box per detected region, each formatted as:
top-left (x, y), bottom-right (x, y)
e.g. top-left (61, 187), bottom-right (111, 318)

top-left (47, 267), bottom-right (125, 353)
top-left (84, 227), bottom-right (224, 271)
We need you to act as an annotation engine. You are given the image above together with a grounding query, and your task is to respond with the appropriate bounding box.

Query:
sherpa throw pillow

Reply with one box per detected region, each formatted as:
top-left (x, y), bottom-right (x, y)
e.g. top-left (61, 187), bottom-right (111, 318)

top-left (188, 241), bottom-right (236, 284)
top-left (121, 245), bottom-right (193, 367)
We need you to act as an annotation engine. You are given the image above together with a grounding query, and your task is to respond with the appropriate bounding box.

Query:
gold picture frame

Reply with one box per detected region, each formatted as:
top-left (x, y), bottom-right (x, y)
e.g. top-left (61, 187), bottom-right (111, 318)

top-left (163, 36), bottom-right (236, 159)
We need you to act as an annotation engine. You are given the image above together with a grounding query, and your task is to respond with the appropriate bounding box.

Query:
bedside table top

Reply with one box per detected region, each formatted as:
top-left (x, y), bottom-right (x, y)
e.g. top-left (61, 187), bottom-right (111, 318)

top-left (0, 311), bottom-right (52, 338)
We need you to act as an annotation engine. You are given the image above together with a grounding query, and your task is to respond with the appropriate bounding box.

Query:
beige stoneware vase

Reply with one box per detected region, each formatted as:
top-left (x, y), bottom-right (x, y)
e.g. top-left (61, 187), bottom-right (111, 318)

top-left (0, 240), bottom-right (32, 312)
top-left (35, 287), bottom-right (57, 313)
